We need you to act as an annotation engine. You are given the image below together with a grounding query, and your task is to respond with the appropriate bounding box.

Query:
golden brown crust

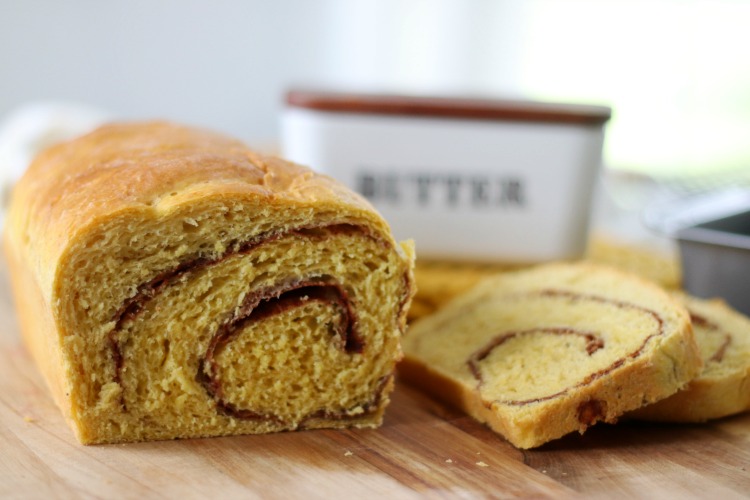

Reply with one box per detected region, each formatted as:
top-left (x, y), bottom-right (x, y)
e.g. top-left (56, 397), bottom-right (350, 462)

top-left (3, 239), bottom-right (74, 431)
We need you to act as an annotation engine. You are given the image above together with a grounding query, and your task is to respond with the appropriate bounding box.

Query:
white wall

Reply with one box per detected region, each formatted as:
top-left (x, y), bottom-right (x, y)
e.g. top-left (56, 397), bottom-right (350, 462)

top-left (1, 0), bottom-right (749, 176)
top-left (0, 0), bottom-right (332, 144)
top-left (0, 0), bottom-right (528, 147)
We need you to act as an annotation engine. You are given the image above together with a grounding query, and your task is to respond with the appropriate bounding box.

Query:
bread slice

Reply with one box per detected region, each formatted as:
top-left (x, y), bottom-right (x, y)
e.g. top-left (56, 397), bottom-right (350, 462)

top-left (409, 260), bottom-right (520, 321)
top-left (400, 262), bottom-right (701, 449)
top-left (3, 121), bottom-right (415, 444)
top-left (408, 236), bottom-right (680, 323)
top-left (585, 236), bottom-right (682, 290)
top-left (630, 293), bottom-right (750, 422)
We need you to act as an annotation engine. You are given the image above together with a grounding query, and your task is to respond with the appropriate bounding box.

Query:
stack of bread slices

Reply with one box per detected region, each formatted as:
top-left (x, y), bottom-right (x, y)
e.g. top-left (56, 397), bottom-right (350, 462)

top-left (401, 260), bottom-right (750, 449)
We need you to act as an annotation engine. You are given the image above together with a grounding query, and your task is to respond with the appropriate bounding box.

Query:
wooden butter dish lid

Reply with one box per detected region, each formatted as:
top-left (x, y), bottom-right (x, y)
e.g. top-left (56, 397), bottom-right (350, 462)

top-left (286, 89), bottom-right (612, 126)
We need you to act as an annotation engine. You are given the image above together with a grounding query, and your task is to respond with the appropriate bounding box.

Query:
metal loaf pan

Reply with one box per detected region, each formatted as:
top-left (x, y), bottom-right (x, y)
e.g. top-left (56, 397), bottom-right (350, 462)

top-left (678, 209), bottom-right (750, 315)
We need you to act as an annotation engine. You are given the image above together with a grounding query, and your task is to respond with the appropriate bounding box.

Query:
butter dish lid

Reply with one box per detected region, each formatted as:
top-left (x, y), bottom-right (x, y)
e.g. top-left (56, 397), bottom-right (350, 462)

top-left (286, 89), bottom-right (612, 126)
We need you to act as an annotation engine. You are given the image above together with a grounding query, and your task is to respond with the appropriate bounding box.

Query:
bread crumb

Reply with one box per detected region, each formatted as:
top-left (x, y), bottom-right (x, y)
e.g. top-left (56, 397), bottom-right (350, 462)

top-left (445, 459), bottom-right (453, 463)
top-left (344, 450), bottom-right (353, 457)
top-left (476, 461), bottom-right (489, 467)
top-left (23, 416), bottom-right (35, 423)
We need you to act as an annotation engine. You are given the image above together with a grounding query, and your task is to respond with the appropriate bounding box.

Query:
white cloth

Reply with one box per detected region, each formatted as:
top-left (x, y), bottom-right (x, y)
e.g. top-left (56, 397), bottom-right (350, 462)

top-left (0, 101), bottom-right (110, 225)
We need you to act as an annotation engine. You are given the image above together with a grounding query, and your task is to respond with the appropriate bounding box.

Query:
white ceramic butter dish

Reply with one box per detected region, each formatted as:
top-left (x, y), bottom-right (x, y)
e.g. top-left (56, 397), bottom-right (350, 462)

top-left (281, 90), bottom-right (611, 262)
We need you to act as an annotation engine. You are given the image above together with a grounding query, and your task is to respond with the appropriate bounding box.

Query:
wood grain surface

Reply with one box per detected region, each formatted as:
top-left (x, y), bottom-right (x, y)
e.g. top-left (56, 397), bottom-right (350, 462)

top-left (1, 258), bottom-right (749, 499)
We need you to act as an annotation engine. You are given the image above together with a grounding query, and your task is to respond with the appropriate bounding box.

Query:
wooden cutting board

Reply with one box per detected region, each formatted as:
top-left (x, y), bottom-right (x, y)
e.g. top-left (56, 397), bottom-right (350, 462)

top-left (1, 259), bottom-right (749, 499)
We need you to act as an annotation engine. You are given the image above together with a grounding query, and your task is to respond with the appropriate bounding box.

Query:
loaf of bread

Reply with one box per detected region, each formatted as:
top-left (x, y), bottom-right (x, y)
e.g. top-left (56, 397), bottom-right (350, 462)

top-left (400, 262), bottom-right (701, 449)
top-left (3, 121), bottom-right (415, 444)
top-left (631, 293), bottom-right (750, 422)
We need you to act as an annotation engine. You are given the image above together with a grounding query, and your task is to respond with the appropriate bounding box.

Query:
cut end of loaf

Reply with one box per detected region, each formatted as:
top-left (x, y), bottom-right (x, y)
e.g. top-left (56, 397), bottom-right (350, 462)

top-left (65, 207), bottom-right (413, 444)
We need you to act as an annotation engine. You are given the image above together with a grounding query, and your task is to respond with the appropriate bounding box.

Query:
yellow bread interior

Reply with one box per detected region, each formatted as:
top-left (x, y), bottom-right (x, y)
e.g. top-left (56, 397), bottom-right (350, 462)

top-left (400, 262), bottom-right (701, 449)
top-left (631, 293), bottom-right (750, 422)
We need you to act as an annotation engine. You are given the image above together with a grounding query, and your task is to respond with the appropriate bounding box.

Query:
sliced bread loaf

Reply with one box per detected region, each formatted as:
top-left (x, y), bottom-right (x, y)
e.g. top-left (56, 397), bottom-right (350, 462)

top-left (400, 262), bottom-right (701, 449)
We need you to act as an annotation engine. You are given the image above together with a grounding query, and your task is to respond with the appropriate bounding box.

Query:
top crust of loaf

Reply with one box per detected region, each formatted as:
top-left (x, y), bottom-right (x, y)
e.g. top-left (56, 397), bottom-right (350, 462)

top-left (4, 121), bottom-right (393, 304)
